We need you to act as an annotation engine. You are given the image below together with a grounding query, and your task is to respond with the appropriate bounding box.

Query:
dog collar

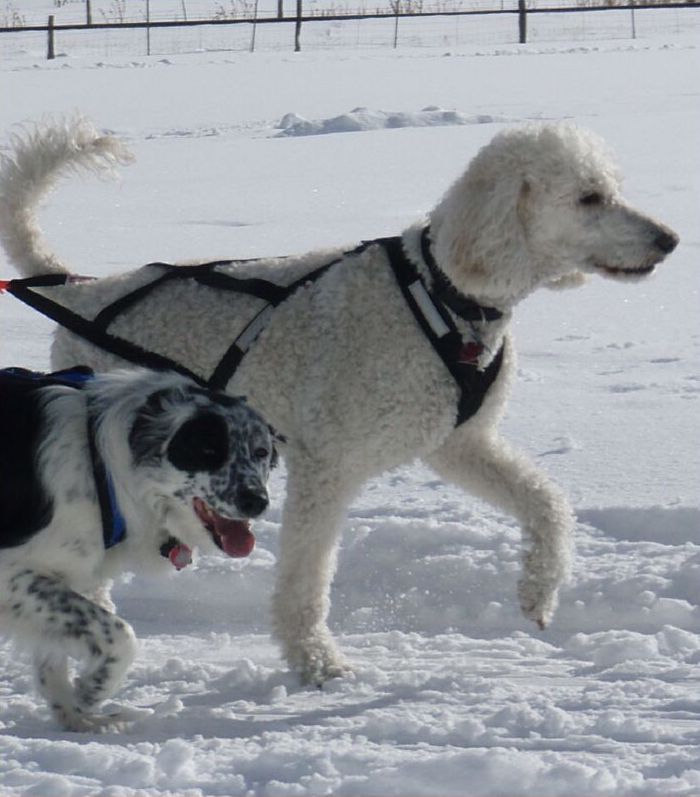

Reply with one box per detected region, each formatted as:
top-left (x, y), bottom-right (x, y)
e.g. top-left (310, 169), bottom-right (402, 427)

top-left (419, 226), bottom-right (503, 323)
top-left (160, 537), bottom-right (193, 570)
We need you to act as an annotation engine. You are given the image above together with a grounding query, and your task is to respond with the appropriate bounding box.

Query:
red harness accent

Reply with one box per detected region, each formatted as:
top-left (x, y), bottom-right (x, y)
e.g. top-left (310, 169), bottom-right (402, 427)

top-left (458, 341), bottom-right (484, 365)
top-left (168, 543), bottom-right (193, 570)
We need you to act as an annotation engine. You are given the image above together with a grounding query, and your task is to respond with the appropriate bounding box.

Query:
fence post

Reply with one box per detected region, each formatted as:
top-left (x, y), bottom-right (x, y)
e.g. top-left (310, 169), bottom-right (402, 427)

top-left (146, 0), bottom-right (152, 56)
top-left (295, 0), bottom-right (302, 51)
top-left (47, 15), bottom-right (55, 59)
top-left (393, 0), bottom-right (400, 48)
top-left (630, 0), bottom-right (637, 39)
top-left (518, 0), bottom-right (526, 44)
top-left (250, 0), bottom-right (259, 52)
top-left (86, 0), bottom-right (92, 25)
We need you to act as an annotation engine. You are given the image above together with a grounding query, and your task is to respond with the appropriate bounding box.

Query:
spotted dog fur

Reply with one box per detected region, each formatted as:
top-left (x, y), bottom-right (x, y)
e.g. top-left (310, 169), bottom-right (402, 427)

top-left (0, 369), bottom-right (278, 732)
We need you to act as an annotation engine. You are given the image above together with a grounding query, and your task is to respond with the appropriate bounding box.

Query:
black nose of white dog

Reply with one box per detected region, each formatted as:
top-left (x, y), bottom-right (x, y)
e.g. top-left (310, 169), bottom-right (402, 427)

top-left (237, 487), bottom-right (269, 518)
top-left (654, 229), bottom-right (679, 254)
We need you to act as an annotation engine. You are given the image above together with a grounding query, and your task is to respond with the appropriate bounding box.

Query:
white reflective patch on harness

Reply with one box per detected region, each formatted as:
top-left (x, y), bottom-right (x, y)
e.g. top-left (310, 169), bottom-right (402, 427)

top-left (236, 304), bottom-right (275, 352)
top-left (407, 280), bottom-right (450, 338)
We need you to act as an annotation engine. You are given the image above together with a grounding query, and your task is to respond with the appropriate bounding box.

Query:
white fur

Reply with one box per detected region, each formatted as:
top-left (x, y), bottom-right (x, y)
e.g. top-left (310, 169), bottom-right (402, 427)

top-left (0, 117), bottom-right (679, 685)
top-left (0, 368), bottom-right (276, 731)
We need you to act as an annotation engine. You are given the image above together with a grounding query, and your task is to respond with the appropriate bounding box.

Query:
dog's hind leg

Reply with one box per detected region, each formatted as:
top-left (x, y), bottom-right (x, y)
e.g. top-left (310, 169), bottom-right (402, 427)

top-left (9, 570), bottom-right (138, 731)
top-left (424, 431), bottom-right (574, 629)
top-left (272, 452), bottom-right (358, 686)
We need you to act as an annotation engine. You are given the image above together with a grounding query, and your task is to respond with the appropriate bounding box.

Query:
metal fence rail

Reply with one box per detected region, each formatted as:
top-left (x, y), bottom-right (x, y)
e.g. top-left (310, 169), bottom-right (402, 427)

top-left (2, 1), bottom-right (699, 58)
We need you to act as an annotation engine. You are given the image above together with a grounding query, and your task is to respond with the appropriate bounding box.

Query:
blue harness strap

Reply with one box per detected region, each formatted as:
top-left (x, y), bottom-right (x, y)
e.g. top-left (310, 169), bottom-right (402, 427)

top-left (0, 366), bottom-right (127, 549)
top-left (86, 411), bottom-right (127, 551)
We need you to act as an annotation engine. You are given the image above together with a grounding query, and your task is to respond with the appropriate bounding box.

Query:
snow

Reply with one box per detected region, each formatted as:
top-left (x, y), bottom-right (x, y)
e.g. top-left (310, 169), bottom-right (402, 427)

top-left (1, 4), bottom-right (700, 795)
top-left (276, 107), bottom-right (506, 136)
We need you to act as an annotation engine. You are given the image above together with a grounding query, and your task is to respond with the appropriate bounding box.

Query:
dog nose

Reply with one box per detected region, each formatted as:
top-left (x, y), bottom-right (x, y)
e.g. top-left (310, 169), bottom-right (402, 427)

top-left (654, 229), bottom-right (679, 254)
top-left (236, 487), bottom-right (268, 518)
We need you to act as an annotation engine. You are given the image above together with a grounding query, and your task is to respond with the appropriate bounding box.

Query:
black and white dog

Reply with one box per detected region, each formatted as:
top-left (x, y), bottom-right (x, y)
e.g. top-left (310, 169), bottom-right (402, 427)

top-left (0, 366), bottom-right (278, 732)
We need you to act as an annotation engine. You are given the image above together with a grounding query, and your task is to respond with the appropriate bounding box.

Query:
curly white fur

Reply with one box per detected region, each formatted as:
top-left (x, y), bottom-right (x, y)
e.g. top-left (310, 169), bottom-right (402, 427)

top-left (0, 116), bottom-right (132, 275)
top-left (0, 117), bottom-right (679, 685)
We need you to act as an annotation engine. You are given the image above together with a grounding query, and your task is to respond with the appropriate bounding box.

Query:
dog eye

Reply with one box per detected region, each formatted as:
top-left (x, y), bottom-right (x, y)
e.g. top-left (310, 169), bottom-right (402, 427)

top-left (579, 192), bottom-right (604, 206)
top-left (253, 447), bottom-right (270, 460)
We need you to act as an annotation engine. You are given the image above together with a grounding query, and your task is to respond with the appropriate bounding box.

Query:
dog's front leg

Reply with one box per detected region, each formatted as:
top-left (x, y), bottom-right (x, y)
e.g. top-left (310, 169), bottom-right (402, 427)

top-left (272, 450), bottom-right (359, 686)
top-left (34, 651), bottom-right (84, 731)
top-left (424, 431), bottom-right (574, 629)
top-left (10, 570), bottom-right (138, 731)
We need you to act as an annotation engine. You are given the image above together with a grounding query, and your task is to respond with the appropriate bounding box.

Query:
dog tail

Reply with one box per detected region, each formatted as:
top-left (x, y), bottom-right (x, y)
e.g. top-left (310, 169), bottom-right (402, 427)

top-left (0, 116), bottom-right (133, 276)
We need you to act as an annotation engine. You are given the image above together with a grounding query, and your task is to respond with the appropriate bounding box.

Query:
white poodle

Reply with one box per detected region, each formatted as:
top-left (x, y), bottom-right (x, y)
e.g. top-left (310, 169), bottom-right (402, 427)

top-left (0, 118), bottom-right (679, 684)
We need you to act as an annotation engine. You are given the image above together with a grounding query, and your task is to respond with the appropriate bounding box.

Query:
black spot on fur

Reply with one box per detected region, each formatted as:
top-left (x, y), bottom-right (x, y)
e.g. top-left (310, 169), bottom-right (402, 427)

top-left (167, 412), bottom-right (229, 473)
top-left (0, 376), bottom-right (54, 548)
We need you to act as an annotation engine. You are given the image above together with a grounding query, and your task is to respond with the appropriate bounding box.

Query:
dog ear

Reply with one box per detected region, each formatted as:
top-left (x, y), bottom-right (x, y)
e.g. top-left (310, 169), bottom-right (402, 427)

top-left (268, 425), bottom-right (285, 470)
top-left (128, 389), bottom-right (172, 464)
top-left (516, 179), bottom-right (532, 234)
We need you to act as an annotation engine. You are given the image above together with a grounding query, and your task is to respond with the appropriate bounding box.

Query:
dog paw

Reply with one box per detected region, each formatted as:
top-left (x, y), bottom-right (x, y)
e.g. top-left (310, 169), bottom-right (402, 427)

top-left (53, 703), bottom-right (151, 733)
top-left (518, 576), bottom-right (559, 630)
top-left (288, 641), bottom-right (353, 687)
top-left (301, 658), bottom-right (354, 688)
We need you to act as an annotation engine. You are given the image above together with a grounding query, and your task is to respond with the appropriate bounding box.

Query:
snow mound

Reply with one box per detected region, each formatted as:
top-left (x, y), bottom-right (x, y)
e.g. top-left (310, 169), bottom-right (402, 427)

top-left (276, 106), bottom-right (505, 137)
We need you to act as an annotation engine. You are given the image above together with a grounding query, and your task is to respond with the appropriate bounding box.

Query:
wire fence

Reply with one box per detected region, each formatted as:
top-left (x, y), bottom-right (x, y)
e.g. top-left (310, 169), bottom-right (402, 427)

top-left (2, 1), bottom-right (699, 59)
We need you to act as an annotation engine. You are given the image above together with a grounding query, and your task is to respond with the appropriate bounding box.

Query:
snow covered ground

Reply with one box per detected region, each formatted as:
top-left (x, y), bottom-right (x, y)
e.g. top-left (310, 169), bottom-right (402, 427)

top-left (1, 7), bottom-right (699, 796)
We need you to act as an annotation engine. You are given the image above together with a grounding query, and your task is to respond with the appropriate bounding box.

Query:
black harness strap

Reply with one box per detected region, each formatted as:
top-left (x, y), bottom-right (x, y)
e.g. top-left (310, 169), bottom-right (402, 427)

top-left (380, 236), bottom-right (504, 426)
top-left (2, 234), bottom-right (503, 425)
top-left (92, 261), bottom-right (291, 329)
top-left (53, 247), bottom-right (369, 390)
top-left (3, 258), bottom-right (348, 391)
top-left (5, 278), bottom-right (207, 386)
top-left (208, 302), bottom-right (274, 390)
top-left (207, 246), bottom-right (372, 389)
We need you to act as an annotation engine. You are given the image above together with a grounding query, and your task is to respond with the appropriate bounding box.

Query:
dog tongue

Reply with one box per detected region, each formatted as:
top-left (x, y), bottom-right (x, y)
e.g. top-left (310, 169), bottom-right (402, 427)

top-left (213, 514), bottom-right (255, 558)
top-left (193, 498), bottom-right (256, 558)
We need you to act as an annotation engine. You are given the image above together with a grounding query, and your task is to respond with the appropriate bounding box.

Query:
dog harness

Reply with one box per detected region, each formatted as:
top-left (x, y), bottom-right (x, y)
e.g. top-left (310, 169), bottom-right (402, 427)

top-left (381, 229), bottom-right (505, 426)
top-left (0, 228), bottom-right (504, 428)
top-left (0, 366), bottom-right (126, 549)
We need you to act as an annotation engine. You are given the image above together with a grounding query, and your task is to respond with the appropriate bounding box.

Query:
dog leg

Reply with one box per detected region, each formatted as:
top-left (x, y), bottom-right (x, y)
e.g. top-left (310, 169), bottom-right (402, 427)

top-left (425, 432), bottom-right (574, 628)
top-left (272, 453), bottom-right (357, 686)
top-left (33, 651), bottom-right (87, 732)
top-left (9, 570), bottom-right (138, 731)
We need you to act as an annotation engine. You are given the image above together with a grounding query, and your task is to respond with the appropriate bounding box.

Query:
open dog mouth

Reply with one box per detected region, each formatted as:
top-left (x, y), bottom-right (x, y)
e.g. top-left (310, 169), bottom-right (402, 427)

top-left (597, 263), bottom-right (656, 278)
top-left (193, 497), bottom-right (255, 557)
